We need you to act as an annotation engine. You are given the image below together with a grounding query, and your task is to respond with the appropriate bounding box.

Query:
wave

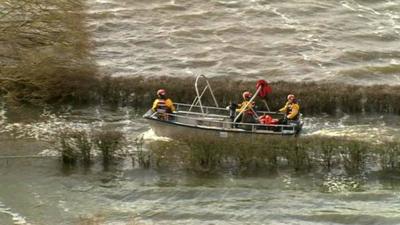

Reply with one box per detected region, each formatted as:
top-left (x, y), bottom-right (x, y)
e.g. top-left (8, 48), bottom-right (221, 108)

top-left (339, 64), bottom-right (400, 77)
top-left (0, 201), bottom-right (30, 225)
top-left (297, 213), bottom-right (400, 225)
top-left (337, 50), bottom-right (400, 62)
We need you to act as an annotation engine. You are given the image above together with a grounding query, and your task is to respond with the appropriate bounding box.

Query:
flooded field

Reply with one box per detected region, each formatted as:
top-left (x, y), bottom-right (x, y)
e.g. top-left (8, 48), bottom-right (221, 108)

top-left (1, 107), bottom-right (400, 224)
top-left (87, 0), bottom-right (400, 85)
top-left (1, 0), bottom-right (400, 224)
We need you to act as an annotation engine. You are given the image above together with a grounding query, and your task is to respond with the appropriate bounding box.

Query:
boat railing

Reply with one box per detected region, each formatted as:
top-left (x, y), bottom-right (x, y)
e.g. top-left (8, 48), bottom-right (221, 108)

top-left (176, 103), bottom-right (227, 112)
top-left (175, 110), bottom-right (230, 119)
top-left (188, 75), bottom-right (219, 116)
top-left (176, 103), bottom-right (283, 115)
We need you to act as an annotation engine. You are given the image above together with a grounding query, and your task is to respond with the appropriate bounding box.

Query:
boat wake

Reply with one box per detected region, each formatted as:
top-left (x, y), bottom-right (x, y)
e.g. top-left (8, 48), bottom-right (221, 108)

top-left (141, 129), bottom-right (172, 142)
top-left (303, 115), bottom-right (400, 142)
top-left (0, 201), bottom-right (30, 225)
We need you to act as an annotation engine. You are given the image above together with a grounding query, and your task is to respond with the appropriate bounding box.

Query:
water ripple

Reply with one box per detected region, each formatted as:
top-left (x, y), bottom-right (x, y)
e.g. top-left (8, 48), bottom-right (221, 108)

top-left (85, 0), bottom-right (400, 85)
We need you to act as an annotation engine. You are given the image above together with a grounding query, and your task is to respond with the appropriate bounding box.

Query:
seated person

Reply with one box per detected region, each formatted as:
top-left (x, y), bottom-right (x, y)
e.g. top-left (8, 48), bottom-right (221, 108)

top-left (151, 89), bottom-right (176, 120)
top-left (279, 94), bottom-right (300, 124)
top-left (236, 91), bottom-right (256, 124)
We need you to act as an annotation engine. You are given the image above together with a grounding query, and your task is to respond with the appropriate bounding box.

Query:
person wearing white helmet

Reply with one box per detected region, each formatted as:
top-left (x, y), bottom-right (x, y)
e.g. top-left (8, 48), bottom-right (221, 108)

top-left (151, 89), bottom-right (176, 120)
top-left (279, 94), bottom-right (300, 123)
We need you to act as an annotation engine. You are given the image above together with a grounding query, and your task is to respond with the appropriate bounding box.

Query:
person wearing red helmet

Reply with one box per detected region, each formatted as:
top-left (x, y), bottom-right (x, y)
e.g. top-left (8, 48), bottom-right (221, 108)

top-left (279, 94), bottom-right (300, 123)
top-left (236, 91), bottom-right (256, 124)
top-left (152, 89), bottom-right (176, 120)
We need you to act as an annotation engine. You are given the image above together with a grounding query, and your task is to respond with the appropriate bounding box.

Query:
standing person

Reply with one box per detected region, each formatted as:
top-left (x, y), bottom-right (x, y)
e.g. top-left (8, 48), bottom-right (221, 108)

top-left (279, 94), bottom-right (300, 124)
top-left (236, 91), bottom-right (256, 124)
top-left (151, 89), bottom-right (176, 120)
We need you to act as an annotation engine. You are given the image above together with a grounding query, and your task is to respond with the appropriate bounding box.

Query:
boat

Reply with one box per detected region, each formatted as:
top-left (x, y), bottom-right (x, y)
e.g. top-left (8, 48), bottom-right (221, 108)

top-left (143, 75), bottom-right (303, 139)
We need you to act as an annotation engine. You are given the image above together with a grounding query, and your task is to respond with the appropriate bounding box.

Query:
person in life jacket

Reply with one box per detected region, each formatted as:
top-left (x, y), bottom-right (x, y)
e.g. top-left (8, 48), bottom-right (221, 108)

top-left (236, 91), bottom-right (256, 123)
top-left (279, 94), bottom-right (300, 123)
top-left (151, 89), bottom-right (176, 120)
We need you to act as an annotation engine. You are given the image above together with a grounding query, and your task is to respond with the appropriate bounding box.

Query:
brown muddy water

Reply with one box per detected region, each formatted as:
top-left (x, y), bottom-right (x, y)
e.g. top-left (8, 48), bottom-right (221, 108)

top-left (87, 0), bottom-right (400, 85)
top-left (2, 0), bottom-right (400, 224)
top-left (1, 107), bottom-right (400, 225)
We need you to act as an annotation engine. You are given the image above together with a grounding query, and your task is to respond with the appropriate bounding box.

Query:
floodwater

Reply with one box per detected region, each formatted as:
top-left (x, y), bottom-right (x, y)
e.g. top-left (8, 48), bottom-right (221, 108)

top-left (86, 0), bottom-right (400, 85)
top-left (2, 0), bottom-right (400, 224)
top-left (2, 152), bottom-right (400, 225)
top-left (1, 107), bottom-right (400, 224)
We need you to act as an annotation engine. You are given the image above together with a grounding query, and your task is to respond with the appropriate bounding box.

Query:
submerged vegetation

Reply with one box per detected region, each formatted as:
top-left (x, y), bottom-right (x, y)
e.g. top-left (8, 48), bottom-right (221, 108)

top-left (148, 135), bottom-right (400, 175)
top-left (57, 129), bottom-right (125, 167)
top-left (102, 76), bottom-right (400, 116)
top-left (1, 0), bottom-right (400, 179)
top-left (93, 130), bottom-right (125, 166)
top-left (0, 0), bottom-right (99, 108)
top-left (1, 1), bottom-right (400, 116)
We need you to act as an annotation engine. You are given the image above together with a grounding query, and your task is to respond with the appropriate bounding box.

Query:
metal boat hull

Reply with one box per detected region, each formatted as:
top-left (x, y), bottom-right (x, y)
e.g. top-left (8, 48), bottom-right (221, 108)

top-left (145, 117), bottom-right (299, 140)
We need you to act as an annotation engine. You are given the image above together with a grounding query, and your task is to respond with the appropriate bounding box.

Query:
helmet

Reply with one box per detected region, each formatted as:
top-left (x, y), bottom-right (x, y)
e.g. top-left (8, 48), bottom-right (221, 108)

top-left (242, 91), bottom-right (252, 99)
top-left (287, 94), bottom-right (295, 100)
top-left (157, 89), bottom-right (166, 96)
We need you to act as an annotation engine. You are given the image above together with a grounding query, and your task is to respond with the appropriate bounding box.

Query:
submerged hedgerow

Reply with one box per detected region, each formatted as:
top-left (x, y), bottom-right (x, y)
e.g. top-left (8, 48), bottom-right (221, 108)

top-left (148, 135), bottom-right (400, 175)
top-left (100, 76), bottom-right (400, 116)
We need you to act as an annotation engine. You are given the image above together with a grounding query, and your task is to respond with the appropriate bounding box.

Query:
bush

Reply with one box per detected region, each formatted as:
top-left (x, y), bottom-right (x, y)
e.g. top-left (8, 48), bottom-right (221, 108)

top-left (93, 130), bottom-right (125, 166)
top-left (58, 130), bottom-right (91, 165)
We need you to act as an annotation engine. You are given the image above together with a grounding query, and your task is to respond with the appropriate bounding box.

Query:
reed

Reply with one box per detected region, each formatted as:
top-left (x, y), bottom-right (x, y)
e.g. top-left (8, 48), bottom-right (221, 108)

top-left (58, 131), bottom-right (79, 165)
top-left (340, 140), bottom-right (367, 174)
top-left (74, 131), bottom-right (93, 166)
top-left (59, 132), bottom-right (78, 165)
top-left (317, 138), bottom-right (340, 171)
top-left (132, 135), bottom-right (152, 168)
